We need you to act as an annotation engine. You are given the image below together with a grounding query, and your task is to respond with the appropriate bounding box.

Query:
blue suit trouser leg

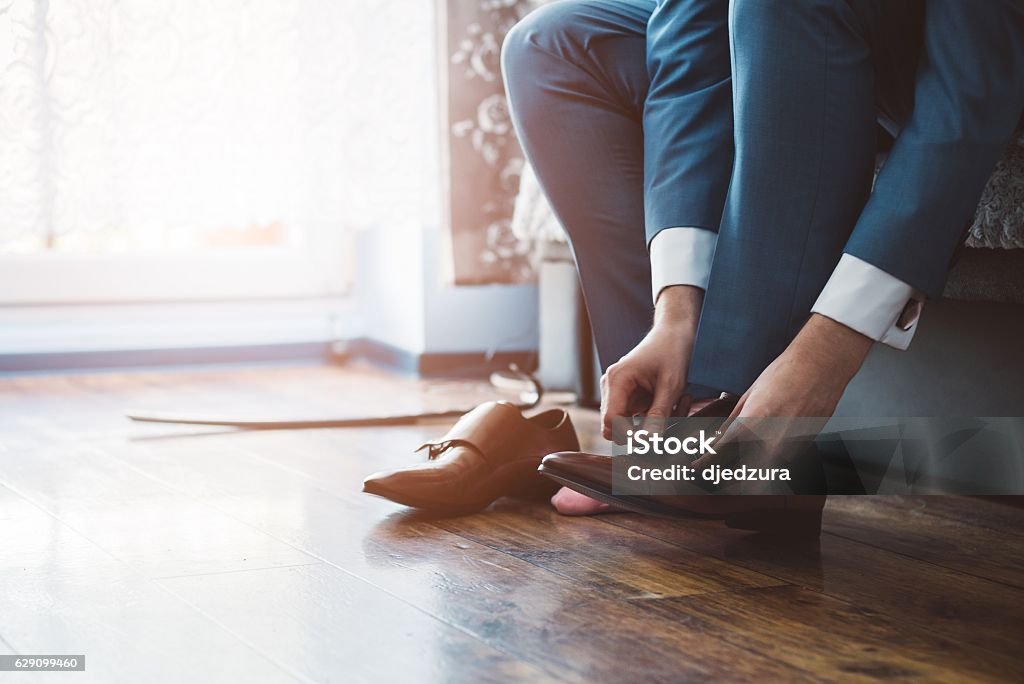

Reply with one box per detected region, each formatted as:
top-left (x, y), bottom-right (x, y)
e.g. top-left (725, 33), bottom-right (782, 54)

top-left (502, 0), bottom-right (657, 372)
top-left (689, 0), bottom-right (886, 394)
top-left (503, 0), bottom-right (732, 393)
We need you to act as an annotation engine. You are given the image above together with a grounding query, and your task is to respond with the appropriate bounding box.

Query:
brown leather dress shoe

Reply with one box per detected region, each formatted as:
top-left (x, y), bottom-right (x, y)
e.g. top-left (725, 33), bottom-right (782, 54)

top-left (363, 401), bottom-right (579, 513)
top-left (537, 395), bottom-right (825, 537)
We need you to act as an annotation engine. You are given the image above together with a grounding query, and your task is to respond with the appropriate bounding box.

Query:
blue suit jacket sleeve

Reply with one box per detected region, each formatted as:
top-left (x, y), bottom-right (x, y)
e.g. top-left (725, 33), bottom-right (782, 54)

top-left (845, 0), bottom-right (1024, 298)
top-left (643, 0), bottom-right (733, 246)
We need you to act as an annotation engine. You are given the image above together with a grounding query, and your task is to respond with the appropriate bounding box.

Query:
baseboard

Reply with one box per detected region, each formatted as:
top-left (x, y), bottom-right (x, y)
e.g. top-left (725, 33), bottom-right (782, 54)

top-left (0, 342), bottom-right (338, 375)
top-left (0, 337), bottom-right (536, 378)
top-left (343, 337), bottom-right (536, 378)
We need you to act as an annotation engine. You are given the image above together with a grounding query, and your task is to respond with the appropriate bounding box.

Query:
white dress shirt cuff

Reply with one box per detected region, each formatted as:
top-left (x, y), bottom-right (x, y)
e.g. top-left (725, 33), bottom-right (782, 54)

top-left (649, 227), bottom-right (718, 302)
top-left (812, 253), bottom-right (924, 351)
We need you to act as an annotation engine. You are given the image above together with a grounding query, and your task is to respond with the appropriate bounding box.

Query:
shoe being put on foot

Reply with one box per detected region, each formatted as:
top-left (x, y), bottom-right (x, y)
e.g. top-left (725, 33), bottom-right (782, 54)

top-left (538, 394), bottom-right (825, 538)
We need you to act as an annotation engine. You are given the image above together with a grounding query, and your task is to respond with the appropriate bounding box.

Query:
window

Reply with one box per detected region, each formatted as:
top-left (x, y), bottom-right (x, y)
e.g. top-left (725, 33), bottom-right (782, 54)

top-left (0, 0), bottom-right (438, 305)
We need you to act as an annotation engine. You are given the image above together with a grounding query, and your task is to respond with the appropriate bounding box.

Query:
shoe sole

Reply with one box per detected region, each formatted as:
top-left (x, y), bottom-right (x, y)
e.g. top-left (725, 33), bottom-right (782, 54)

top-left (363, 459), bottom-right (561, 515)
top-left (539, 462), bottom-right (822, 538)
top-left (538, 463), bottom-right (721, 520)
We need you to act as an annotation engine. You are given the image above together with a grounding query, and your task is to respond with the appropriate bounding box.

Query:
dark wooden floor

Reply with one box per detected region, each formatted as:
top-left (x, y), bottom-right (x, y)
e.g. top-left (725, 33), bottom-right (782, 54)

top-left (0, 363), bottom-right (1022, 682)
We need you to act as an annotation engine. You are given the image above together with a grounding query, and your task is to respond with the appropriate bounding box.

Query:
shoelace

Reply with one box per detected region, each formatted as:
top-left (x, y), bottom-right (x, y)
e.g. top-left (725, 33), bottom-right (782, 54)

top-left (416, 439), bottom-right (488, 462)
top-left (417, 440), bottom-right (455, 461)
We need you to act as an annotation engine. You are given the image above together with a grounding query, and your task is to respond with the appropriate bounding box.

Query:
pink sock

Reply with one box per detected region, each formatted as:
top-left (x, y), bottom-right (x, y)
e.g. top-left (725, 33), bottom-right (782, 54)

top-left (550, 487), bottom-right (620, 516)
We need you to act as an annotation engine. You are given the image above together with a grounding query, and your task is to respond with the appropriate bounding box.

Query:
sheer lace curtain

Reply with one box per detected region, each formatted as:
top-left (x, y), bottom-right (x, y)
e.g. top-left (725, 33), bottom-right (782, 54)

top-left (0, 0), bottom-right (438, 267)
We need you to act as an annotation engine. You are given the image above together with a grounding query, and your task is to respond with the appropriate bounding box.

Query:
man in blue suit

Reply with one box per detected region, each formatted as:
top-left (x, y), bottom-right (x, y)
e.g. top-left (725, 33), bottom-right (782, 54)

top-left (502, 0), bottom-right (1023, 516)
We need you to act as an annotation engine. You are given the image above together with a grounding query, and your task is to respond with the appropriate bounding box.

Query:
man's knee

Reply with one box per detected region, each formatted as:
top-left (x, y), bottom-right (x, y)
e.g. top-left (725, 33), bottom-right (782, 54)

top-left (501, 1), bottom-right (599, 87)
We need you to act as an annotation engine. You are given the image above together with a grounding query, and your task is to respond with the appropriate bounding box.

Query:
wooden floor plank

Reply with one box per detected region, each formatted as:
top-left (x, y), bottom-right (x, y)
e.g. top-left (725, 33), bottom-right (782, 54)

top-left (825, 496), bottom-right (1024, 588)
top-left (646, 584), bottom-right (1019, 683)
top-left (864, 495), bottom-right (1024, 538)
top-left (3, 363), bottom-right (1022, 682)
top-left (0, 445), bottom-right (557, 682)
top-left (159, 563), bottom-right (553, 684)
top-left (0, 484), bottom-right (300, 683)
top-left (0, 445), bottom-right (320, 579)
top-left (102, 430), bottom-right (814, 682)
top-left (425, 498), bottom-right (785, 600)
top-left (601, 510), bottom-right (1024, 662)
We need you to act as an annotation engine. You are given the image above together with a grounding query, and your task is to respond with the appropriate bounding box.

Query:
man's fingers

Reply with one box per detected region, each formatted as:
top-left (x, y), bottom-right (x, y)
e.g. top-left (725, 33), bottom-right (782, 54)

top-left (642, 381), bottom-right (681, 434)
top-left (728, 392), bottom-right (747, 418)
top-left (676, 394), bottom-right (693, 418)
top-left (600, 365), bottom-right (633, 440)
top-left (599, 370), bottom-right (614, 439)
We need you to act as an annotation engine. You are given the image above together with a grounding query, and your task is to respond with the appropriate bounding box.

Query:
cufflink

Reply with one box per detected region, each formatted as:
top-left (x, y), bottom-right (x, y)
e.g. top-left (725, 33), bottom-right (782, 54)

top-left (896, 298), bottom-right (923, 331)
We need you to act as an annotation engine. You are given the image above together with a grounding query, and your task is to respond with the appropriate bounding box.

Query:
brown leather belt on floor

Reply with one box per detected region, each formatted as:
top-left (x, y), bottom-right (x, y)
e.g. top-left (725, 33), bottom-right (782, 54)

top-left (124, 366), bottom-right (543, 429)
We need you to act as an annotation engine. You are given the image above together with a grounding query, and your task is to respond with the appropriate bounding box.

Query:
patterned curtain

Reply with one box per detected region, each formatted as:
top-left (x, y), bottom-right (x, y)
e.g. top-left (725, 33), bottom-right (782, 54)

top-left (443, 0), bottom-right (543, 284)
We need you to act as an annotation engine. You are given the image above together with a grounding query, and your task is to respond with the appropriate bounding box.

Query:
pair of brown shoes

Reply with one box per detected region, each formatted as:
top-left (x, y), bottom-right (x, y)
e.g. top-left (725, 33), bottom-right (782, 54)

top-left (363, 398), bottom-right (824, 537)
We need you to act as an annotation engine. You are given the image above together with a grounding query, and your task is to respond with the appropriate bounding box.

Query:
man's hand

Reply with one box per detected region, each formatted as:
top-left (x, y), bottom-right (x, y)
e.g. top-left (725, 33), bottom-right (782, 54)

top-left (691, 314), bottom-right (873, 486)
top-left (600, 285), bottom-right (702, 440)
top-left (730, 313), bottom-right (873, 419)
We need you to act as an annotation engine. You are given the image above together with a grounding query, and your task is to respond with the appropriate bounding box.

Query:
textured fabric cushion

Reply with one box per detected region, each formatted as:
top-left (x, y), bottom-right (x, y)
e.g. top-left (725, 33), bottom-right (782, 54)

top-left (966, 130), bottom-right (1024, 249)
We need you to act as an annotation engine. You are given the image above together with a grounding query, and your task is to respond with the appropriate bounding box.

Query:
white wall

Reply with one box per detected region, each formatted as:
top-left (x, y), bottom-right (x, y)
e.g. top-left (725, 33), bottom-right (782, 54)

top-left (353, 224), bottom-right (426, 354)
top-left (355, 224), bottom-right (538, 357)
top-left (421, 226), bottom-right (538, 355)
